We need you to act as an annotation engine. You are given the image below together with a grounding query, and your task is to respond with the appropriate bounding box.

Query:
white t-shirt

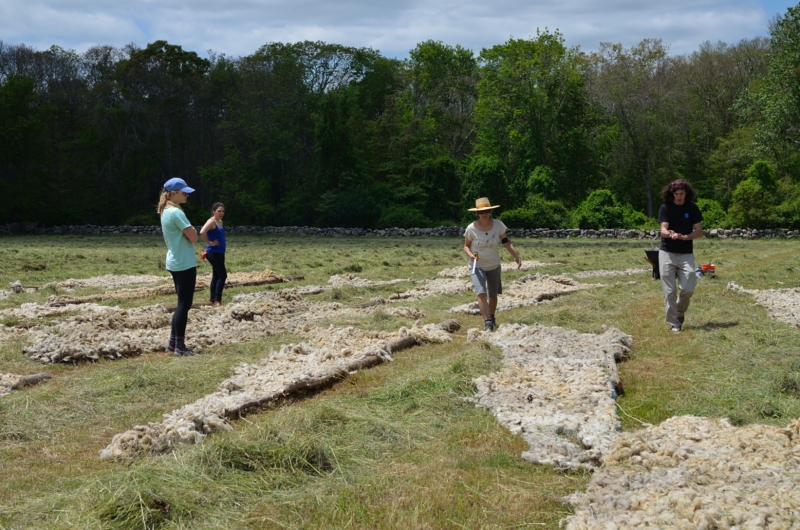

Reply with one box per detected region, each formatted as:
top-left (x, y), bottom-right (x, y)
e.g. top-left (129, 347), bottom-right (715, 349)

top-left (464, 219), bottom-right (507, 270)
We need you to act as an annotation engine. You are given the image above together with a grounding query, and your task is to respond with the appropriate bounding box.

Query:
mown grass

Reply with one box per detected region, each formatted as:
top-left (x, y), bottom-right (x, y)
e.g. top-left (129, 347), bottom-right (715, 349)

top-left (0, 234), bottom-right (799, 529)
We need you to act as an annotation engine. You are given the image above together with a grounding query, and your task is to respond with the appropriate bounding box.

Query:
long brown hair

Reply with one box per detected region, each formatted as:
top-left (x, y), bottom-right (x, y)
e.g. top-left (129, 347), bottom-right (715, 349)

top-left (660, 179), bottom-right (696, 204)
top-left (157, 189), bottom-right (181, 215)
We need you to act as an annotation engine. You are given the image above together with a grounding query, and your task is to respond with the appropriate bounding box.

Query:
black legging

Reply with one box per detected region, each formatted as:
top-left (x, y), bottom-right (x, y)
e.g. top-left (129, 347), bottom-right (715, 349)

top-left (206, 252), bottom-right (227, 302)
top-left (170, 267), bottom-right (197, 339)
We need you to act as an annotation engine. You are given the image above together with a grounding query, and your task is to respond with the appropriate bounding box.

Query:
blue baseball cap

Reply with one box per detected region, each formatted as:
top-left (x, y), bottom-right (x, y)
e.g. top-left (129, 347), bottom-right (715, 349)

top-left (163, 177), bottom-right (195, 193)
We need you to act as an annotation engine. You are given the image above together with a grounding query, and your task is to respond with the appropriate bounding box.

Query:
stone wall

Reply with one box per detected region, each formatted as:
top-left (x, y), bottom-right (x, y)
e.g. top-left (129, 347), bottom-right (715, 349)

top-left (7, 224), bottom-right (800, 239)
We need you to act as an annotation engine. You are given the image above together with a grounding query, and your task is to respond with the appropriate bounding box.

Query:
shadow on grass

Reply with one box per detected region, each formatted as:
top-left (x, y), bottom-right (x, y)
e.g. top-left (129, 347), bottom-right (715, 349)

top-left (690, 320), bottom-right (740, 332)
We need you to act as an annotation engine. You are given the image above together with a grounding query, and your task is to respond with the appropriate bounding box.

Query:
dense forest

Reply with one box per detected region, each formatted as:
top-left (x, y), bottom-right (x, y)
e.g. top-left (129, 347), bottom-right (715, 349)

top-left (3, 5), bottom-right (800, 229)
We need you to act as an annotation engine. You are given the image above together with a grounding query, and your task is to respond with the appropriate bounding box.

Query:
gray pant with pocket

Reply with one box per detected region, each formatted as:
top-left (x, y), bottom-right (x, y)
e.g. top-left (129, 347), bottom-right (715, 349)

top-left (659, 250), bottom-right (696, 328)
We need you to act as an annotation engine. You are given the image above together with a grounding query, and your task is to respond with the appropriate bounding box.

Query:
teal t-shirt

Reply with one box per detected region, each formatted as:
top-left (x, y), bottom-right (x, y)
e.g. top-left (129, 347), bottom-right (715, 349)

top-left (161, 206), bottom-right (197, 272)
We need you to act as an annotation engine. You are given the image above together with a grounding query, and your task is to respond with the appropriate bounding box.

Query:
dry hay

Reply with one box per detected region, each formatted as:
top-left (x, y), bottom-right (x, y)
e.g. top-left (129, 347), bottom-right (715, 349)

top-left (47, 274), bottom-right (170, 291)
top-left (570, 268), bottom-right (649, 279)
top-left (0, 372), bottom-right (52, 396)
top-left (563, 415), bottom-right (800, 529)
top-left (450, 273), bottom-right (603, 315)
top-left (437, 260), bottom-right (555, 278)
top-left (0, 280), bottom-right (39, 299)
top-left (99, 322), bottom-right (457, 460)
top-left (728, 281), bottom-right (800, 328)
top-left (45, 269), bottom-right (288, 306)
top-left (328, 273), bottom-right (417, 288)
top-left (232, 284), bottom-right (329, 303)
top-left (466, 323), bottom-right (631, 470)
top-left (387, 278), bottom-right (473, 301)
top-left (17, 288), bottom-right (426, 364)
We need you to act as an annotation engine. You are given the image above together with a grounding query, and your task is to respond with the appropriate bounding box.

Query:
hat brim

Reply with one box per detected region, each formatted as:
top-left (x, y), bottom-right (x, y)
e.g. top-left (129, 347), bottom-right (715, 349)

top-left (181, 186), bottom-right (195, 193)
top-left (468, 205), bottom-right (500, 211)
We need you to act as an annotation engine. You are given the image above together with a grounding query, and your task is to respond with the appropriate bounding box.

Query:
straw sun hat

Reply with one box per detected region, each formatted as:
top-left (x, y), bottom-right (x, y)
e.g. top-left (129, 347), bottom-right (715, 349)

top-left (468, 197), bottom-right (501, 212)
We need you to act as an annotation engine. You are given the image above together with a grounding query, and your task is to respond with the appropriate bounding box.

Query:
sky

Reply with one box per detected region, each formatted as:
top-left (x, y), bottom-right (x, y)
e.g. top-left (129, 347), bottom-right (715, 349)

top-left (0, 0), bottom-right (797, 59)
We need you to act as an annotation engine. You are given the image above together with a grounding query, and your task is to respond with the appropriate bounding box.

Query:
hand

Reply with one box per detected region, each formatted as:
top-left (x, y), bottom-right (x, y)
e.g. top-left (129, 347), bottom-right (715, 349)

top-left (515, 256), bottom-right (521, 268)
top-left (210, 239), bottom-right (219, 247)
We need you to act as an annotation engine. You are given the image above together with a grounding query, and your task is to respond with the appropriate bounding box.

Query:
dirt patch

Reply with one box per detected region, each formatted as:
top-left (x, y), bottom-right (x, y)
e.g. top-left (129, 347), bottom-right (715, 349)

top-left (450, 274), bottom-right (603, 315)
top-left (563, 415), bottom-right (800, 529)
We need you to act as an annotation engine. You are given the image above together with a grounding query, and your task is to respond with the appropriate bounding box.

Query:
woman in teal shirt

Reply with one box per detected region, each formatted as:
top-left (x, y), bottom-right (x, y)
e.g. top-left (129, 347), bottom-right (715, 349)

top-left (158, 177), bottom-right (198, 357)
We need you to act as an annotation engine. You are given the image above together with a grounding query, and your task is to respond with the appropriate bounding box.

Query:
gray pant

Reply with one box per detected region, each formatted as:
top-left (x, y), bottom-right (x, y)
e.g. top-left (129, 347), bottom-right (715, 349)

top-left (659, 250), bottom-right (696, 328)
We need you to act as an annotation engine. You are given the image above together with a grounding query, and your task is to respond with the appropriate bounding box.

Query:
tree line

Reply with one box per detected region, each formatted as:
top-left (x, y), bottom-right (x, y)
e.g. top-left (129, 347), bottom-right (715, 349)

top-left (3, 5), bottom-right (800, 229)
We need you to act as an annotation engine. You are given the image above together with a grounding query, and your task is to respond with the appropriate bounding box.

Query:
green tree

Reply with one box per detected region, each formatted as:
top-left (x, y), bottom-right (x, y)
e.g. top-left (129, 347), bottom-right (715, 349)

top-left (475, 31), bottom-right (595, 207)
top-left (0, 74), bottom-right (52, 222)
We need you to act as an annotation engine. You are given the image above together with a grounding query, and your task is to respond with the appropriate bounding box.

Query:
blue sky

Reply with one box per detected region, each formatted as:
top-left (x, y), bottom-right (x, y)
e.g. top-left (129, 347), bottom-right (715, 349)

top-left (0, 0), bottom-right (796, 58)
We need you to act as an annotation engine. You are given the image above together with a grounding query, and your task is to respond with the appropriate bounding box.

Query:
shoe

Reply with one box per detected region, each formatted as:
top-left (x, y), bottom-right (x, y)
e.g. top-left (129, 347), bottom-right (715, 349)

top-left (213, 300), bottom-right (222, 307)
top-left (671, 326), bottom-right (681, 333)
top-left (484, 319), bottom-right (494, 332)
top-left (165, 344), bottom-right (175, 354)
top-left (490, 314), bottom-right (496, 328)
top-left (173, 347), bottom-right (196, 357)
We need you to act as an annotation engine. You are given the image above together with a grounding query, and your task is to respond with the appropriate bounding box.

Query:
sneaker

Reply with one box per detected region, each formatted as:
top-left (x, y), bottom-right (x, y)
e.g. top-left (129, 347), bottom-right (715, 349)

top-left (165, 344), bottom-right (175, 354)
top-left (213, 300), bottom-right (222, 307)
top-left (484, 319), bottom-right (494, 332)
top-left (173, 347), bottom-right (196, 357)
top-left (671, 326), bottom-right (681, 333)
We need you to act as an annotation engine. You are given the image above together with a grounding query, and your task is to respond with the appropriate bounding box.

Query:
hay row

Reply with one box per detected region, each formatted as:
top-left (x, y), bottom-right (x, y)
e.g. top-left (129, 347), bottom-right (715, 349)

top-left (570, 267), bottom-right (649, 278)
top-left (467, 323), bottom-right (631, 470)
top-left (728, 281), bottom-right (800, 328)
top-left (0, 372), bottom-right (52, 396)
top-left (99, 321), bottom-right (459, 460)
top-left (18, 287), bottom-right (427, 364)
top-left (563, 415), bottom-right (800, 529)
top-left (437, 260), bottom-right (555, 278)
top-left (45, 269), bottom-right (296, 306)
top-left (450, 274), bottom-right (602, 315)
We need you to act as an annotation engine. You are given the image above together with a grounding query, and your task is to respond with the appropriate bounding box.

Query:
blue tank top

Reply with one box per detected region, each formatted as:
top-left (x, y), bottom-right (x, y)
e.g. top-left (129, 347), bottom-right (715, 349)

top-left (205, 223), bottom-right (226, 253)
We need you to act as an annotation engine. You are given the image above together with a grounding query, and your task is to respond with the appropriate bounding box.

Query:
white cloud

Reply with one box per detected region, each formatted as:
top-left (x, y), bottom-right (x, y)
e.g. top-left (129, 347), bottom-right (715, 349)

top-left (0, 0), bottom-right (780, 58)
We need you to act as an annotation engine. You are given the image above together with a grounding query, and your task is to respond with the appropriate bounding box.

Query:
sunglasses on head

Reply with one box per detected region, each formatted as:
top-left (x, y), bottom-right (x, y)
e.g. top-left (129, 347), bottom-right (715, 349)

top-left (670, 180), bottom-right (687, 189)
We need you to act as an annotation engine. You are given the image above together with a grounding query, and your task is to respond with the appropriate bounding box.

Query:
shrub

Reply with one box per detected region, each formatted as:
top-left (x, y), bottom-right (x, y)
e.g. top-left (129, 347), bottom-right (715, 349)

top-left (570, 189), bottom-right (650, 229)
top-left (696, 198), bottom-right (729, 228)
top-left (728, 161), bottom-right (780, 228)
top-left (499, 197), bottom-right (569, 229)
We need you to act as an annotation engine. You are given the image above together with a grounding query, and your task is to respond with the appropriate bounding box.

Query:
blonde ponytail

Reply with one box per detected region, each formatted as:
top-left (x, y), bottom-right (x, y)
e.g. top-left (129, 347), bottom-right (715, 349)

top-left (157, 189), bottom-right (181, 215)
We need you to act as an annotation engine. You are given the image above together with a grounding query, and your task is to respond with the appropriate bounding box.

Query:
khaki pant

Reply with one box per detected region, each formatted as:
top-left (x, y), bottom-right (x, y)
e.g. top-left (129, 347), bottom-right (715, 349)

top-left (659, 250), bottom-right (696, 328)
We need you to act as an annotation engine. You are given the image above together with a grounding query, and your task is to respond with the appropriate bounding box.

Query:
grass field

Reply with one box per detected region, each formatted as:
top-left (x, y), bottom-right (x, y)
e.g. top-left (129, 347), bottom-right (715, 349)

top-left (1, 234), bottom-right (800, 529)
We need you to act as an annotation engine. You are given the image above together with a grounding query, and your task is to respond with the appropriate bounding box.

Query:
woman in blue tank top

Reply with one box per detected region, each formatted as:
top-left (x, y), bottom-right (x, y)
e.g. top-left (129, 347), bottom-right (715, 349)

top-left (200, 202), bottom-right (227, 306)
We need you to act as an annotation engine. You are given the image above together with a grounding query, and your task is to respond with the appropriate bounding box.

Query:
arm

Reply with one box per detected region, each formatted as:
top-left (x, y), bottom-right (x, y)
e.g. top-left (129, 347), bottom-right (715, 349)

top-left (182, 226), bottom-right (198, 244)
top-left (200, 218), bottom-right (219, 246)
top-left (682, 222), bottom-right (703, 241)
top-left (463, 238), bottom-right (476, 260)
top-left (500, 232), bottom-right (522, 268)
top-left (660, 221), bottom-right (678, 240)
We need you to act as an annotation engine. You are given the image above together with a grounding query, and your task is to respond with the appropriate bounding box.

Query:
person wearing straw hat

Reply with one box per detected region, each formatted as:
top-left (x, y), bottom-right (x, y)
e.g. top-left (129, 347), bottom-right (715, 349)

top-left (658, 179), bottom-right (703, 333)
top-left (464, 197), bottom-right (521, 331)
